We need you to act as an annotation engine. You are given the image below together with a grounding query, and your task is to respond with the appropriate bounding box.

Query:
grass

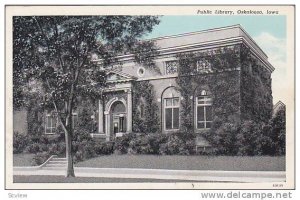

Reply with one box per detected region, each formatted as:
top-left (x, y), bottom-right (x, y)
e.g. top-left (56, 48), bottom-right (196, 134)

top-left (13, 153), bottom-right (286, 171)
top-left (75, 155), bottom-right (285, 171)
top-left (13, 175), bottom-right (201, 183)
top-left (13, 153), bottom-right (35, 166)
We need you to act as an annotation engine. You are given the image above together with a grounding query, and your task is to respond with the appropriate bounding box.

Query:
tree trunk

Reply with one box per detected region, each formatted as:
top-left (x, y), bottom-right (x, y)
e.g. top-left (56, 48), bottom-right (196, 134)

top-left (65, 129), bottom-right (75, 177)
top-left (64, 109), bottom-right (75, 177)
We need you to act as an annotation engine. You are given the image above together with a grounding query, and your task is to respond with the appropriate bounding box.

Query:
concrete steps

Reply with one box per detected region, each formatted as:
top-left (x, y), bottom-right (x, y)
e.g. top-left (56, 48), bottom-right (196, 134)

top-left (42, 156), bottom-right (67, 170)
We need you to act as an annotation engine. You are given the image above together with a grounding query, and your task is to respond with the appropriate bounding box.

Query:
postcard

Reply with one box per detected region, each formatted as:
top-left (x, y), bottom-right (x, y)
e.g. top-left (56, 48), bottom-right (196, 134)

top-left (5, 5), bottom-right (295, 189)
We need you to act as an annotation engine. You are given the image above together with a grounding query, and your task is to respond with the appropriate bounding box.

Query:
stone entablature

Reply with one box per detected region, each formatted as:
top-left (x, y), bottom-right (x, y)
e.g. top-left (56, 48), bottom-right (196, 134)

top-left (93, 25), bottom-right (274, 75)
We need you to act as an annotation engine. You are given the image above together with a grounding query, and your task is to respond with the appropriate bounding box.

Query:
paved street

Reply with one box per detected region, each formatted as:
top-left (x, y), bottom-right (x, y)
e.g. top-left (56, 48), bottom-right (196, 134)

top-left (14, 175), bottom-right (201, 183)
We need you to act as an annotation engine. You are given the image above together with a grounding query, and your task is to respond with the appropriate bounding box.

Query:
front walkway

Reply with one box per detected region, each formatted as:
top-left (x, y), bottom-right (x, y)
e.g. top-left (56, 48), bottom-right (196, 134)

top-left (13, 167), bottom-right (285, 183)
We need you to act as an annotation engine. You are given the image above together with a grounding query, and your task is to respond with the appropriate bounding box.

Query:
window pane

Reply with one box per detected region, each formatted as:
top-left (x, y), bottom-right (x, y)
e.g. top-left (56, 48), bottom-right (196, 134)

top-left (197, 106), bottom-right (205, 121)
top-left (173, 98), bottom-right (179, 106)
top-left (166, 99), bottom-right (172, 107)
top-left (206, 106), bottom-right (213, 121)
top-left (52, 117), bottom-right (57, 128)
top-left (197, 122), bottom-right (205, 129)
top-left (206, 122), bottom-right (212, 128)
top-left (173, 108), bottom-right (179, 129)
top-left (73, 115), bottom-right (78, 125)
top-left (205, 97), bottom-right (212, 104)
top-left (46, 117), bottom-right (51, 127)
top-left (165, 108), bottom-right (172, 129)
top-left (198, 97), bottom-right (205, 104)
top-left (46, 128), bottom-right (52, 133)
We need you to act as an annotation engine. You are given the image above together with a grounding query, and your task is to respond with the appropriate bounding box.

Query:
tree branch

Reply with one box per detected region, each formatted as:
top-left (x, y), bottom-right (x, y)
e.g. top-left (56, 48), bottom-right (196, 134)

top-left (45, 78), bottom-right (68, 133)
top-left (51, 18), bottom-right (66, 73)
top-left (33, 17), bottom-right (51, 55)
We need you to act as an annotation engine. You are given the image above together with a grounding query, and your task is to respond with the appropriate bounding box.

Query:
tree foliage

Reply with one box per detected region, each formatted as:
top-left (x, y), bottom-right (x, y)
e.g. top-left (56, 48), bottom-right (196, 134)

top-left (13, 16), bottom-right (160, 176)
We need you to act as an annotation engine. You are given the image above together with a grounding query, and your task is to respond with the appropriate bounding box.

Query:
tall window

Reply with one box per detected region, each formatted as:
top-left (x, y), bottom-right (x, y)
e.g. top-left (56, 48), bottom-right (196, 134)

top-left (196, 90), bottom-right (213, 129)
top-left (164, 97), bottom-right (179, 130)
top-left (45, 113), bottom-right (57, 134)
top-left (45, 112), bottom-right (78, 134)
top-left (72, 113), bottom-right (78, 126)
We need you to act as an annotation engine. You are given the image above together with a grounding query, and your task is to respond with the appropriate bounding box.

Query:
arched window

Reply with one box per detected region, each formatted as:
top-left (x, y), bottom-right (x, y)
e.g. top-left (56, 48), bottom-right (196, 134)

top-left (162, 87), bottom-right (180, 130)
top-left (196, 90), bottom-right (213, 129)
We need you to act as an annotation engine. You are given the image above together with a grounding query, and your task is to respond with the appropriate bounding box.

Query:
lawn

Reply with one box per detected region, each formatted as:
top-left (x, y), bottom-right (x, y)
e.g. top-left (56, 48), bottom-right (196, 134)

top-left (13, 154), bottom-right (285, 171)
top-left (75, 155), bottom-right (285, 171)
top-left (13, 153), bottom-right (35, 166)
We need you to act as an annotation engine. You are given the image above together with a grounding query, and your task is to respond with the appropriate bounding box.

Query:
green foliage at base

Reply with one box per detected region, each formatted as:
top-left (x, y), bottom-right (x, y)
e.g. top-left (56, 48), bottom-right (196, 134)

top-left (203, 118), bottom-right (286, 156)
top-left (114, 132), bottom-right (196, 155)
top-left (29, 129), bottom-right (116, 165)
top-left (13, 132), bottom-right (30, 154)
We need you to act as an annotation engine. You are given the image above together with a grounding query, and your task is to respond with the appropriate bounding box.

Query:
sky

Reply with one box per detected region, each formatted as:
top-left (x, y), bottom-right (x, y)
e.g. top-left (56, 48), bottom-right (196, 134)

top-left (145, 15), bottom-right (287, 105)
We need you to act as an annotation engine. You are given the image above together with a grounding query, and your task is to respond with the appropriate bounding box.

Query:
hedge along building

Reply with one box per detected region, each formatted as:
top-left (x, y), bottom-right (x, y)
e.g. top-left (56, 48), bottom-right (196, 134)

top-left (18, 25), bottom-right (274, 149)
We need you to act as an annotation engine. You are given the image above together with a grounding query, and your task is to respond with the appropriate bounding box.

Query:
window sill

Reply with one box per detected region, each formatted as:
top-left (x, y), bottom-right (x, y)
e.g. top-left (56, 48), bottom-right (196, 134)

top-left (164, 129), bottom-right (180, 132)
top-left (90, 133), bottom-right (106, 138)
top-left (45, 133), bottom-right (56, 135)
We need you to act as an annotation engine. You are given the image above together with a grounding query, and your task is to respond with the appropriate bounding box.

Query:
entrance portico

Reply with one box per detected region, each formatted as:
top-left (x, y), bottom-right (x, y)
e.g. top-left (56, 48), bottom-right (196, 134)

top-left (97, 70), bottom-right (134, 141)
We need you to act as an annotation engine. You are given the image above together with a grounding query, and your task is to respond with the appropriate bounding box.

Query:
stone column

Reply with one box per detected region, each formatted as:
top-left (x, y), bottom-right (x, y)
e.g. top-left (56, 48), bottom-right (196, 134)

top-left (98, 99), bottom-right (104, 134)
top-left (104, 111), bottom-right (110, 141)
top-left (126, 89), bottom-right (132, 133)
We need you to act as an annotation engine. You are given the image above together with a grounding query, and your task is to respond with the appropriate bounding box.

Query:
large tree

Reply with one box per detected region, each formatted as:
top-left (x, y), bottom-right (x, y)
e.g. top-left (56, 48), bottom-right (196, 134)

top-left (13, 16), bottom-right (160, 177)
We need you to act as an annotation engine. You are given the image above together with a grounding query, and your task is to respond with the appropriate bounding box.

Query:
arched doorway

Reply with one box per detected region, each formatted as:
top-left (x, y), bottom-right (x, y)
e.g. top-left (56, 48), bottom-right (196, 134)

top-left (110, 101), bottom-right (127, 139)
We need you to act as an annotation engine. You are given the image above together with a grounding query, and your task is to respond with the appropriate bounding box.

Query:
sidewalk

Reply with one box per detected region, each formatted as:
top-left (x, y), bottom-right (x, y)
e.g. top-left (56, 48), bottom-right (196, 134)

top-left (13, 167), bottom-right (286, 183)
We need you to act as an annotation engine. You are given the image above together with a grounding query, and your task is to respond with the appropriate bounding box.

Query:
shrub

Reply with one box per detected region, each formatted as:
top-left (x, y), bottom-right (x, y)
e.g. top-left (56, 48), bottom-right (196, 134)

top-left (73, 150), bottom-right (84, 163)
top-left (114, 132), bottom-right (196, 155)
top-left (71, 128), bottom-right (97, 162)
top-left (164, 133), bottom-right (183, 155)
top-left (128, 134), bottom-right (150, 154)
top-left (114, 133), bottom-right (136, 154)
top-left (94, 142), bottom-right (115, 155)
top-left (24, 142), bottom-right (42, 154)
top-left (32, 151), bottom-right (51, 166)
top-left (83, 141), bottom-right (96, 159)
top-left (13, 132), bottom-right (30, 154)
top-left (158, 132), bottom-right (195, 155)
top-left (145, 134), bottom-right (166, 154)
top-left (270, 108), bottom-right (286, 155)
top-left (236, 120), bottom-right (262, 156)
top-left (202, 120), bottom-right (240, 156)
top-left (115, 133), bottom-right (167, 155)
top-left (257, 124), bottom-right (276, 155)
top-left (48, 142), bottom-right (66, 157)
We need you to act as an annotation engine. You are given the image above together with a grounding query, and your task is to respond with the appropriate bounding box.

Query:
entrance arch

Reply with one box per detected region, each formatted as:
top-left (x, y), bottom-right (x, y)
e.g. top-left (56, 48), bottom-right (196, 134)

top-left (104, 97), bottom-right (127, 140)
top-left (111, 101), bottom-right (127, 135)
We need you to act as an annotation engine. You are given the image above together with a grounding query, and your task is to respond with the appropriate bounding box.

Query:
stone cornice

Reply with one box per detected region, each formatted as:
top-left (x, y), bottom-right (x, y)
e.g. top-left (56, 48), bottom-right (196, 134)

top-left (93, 25), bottom-right (275, 73)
